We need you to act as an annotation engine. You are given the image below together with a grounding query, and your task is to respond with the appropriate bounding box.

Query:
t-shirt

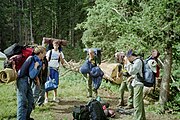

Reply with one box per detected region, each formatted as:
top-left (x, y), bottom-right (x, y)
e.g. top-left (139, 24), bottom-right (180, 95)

top-left (46, 49), bottom-right (61, 68)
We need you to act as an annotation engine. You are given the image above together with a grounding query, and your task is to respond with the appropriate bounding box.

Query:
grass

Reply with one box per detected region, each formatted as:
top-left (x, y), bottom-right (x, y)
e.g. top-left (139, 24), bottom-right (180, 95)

top-left (0, 67), bottom-right (91, 120)
top-left (0, 67), bottom-right (180, 120)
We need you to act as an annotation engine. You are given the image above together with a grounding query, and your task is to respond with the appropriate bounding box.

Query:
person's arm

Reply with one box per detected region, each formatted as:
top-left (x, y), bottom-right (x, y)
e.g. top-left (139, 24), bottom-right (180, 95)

top-left (59, 53), bottom-right (64, 65)
top-left (29, 61), bottom-right (40, 79)
top-left (18, 56), bottom-right (33, 78)
top-left (124, 57), bottom-right (141, 75)
top-left (46, 50), bottom-right (50, 61)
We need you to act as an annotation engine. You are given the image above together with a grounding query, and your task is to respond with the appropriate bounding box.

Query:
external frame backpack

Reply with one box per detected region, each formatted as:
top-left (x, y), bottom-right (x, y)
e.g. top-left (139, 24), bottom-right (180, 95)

top-left (84, 48), bottom-right (102, 65)
top-left (138, 58), bottom-right (156, 87)
top-left (4, 46), bottom-right (34, 71)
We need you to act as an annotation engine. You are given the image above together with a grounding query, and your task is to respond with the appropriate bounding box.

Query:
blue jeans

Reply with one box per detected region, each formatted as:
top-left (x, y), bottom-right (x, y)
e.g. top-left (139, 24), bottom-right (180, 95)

top-left (32, 82), bottom-right (45, 106)
top-left (17, 77), bottom-right (34, 120)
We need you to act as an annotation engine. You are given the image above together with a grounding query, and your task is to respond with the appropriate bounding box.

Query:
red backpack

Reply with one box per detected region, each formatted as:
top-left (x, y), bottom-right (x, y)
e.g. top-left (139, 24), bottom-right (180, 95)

top-left (5, 47), bottom-right (34, 71)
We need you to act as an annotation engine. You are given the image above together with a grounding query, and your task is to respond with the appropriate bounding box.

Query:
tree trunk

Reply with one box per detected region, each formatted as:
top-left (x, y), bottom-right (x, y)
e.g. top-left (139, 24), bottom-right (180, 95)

top-left (18, 0), bottom-right (22, 43)
top-left (159, 44), bottom-right (173, 106)
top-left (29, 0), bottom-right (34, 44)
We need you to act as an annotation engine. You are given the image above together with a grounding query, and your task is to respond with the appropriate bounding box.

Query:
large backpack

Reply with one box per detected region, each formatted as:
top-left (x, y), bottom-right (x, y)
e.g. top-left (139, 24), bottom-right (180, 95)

top-left (3, 43), bottom-right (23, 58)
top-left (88, 99), bottom-right (107, 120)
top-left (73, 99), bottom-right (108, 120)
top-left (4, 46), bottom-right (34, 71)
top-left (138, 58), bottom-right (156, 87)
top-left (84, 48), bottom-right (102, 65)
top-left (73, 105), bottom-right (90, 120)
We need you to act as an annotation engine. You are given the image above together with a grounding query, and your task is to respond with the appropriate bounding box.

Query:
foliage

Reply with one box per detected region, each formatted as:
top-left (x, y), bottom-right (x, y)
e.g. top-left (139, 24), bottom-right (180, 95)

top-left (0, 0), bottom-right (93, 50)
top-left (78, 0), bottom-right (180, 55)
top-left (77, 0), bottom-right (180, 110)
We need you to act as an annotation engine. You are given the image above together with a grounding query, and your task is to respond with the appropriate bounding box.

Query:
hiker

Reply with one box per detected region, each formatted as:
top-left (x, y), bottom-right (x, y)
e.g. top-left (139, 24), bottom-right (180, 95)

top-left (124, 49), bottom-right (146, 120)
top-left (45, 40), bottom-right (64, 103)
top-left (80, 48), bottom-right (103, 97)
top-left (87, 49), bottom-right (99, 97)
top-left (17, 46), bottom-right (46, 120)
top-left (31, 56), bottom-right (48, 106)
top-left (143, 49), bottom-right (160, 99)
top-left (115, 51), bottom-right (134, 109)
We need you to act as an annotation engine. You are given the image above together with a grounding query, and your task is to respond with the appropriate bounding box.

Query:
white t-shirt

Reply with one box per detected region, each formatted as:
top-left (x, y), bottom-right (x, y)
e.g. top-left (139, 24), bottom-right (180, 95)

top-left (46, 49), bottom-right (61, 68)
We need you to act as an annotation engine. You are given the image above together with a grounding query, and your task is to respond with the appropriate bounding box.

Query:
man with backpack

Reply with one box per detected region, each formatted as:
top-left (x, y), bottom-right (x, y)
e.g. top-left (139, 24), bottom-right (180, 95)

top-left (124, 49), bottom-right (146, 120)
top-left (80, 48), bottom-right (103, 98)
top-left (45, 40), bottom-right (64, 103)
top-left (17, 46), bottom-right (46, 120)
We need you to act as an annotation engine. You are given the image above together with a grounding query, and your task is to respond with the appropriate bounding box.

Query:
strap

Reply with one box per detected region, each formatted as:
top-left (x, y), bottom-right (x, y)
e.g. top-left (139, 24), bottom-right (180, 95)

top-left (136, 57), bottom-right (144, 83)
top-left (48, 50), bottom-right (52, 62)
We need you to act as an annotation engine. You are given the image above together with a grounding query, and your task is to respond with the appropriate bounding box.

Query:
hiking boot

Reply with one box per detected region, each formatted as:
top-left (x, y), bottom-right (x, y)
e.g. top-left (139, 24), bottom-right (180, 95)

top-left (53, 97), bottom-right (60, 103)
top-left (44, 98), bottom-right (48, 104)
top-left (124, 104), bottom-right (133, 109)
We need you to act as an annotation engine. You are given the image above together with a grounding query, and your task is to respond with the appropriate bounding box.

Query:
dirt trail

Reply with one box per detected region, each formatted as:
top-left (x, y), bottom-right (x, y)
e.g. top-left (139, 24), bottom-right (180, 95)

top-left (48, 88), bottom-right (178, 120)
top-left (51, 88), bottom-right (124, 120)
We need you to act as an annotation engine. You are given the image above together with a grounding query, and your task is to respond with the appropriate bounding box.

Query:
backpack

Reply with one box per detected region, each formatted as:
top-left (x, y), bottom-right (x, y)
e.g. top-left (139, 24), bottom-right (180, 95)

top-left (73, 99), bottom-right (108, 120)
top-left (3, 43), bottom-right (23, 58)
top-left (73, 105), bottom-right (90, 120)
top-left (138, 58), bottom-right (156, 87)
top-left (84, 48), bottom-right (102, 65)
top-left (4, 47), bottom-right (34, 71)
top-left (88, 99), bottom-right (107, 120)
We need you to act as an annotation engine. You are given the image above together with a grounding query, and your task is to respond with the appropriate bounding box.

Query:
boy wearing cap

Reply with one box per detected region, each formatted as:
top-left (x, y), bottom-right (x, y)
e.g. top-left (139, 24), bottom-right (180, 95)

top-left (124, 49), bottom-right (146, 120)
top-left (45, 40), bottom-right (64, 103)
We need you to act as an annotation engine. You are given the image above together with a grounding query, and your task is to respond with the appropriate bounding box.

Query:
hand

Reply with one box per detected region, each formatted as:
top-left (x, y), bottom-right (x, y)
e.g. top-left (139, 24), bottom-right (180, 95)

top-left (124, 56), bottom-right (129, 64)
top-left (34, 62), bottom-right (39, 69)
top-left (127, 76), bottom-right (133, 82)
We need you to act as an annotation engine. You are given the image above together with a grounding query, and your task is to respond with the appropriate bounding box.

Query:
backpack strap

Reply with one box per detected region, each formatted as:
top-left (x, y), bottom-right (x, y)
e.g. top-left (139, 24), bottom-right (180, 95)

top-left (48, 50), bottom-right (61, 62)
top-left (136, 58), bottom-right (144, 83)
top-left (48, 50), bottom-right (52, 62)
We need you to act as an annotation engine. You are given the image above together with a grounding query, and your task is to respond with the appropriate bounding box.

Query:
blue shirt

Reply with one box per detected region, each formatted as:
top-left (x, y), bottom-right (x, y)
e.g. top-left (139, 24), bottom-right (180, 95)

top-left (18, 55), bottom-right (42, 80)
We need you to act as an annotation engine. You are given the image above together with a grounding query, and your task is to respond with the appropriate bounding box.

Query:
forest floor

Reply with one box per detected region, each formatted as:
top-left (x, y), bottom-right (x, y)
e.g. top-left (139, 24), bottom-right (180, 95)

top-left (44, 86), bottom-right (179, 120)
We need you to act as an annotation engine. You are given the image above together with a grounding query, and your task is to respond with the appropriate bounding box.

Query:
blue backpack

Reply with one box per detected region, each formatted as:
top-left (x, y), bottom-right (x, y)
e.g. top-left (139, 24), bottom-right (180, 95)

top-left (138, 58), bottom-right (156, 87)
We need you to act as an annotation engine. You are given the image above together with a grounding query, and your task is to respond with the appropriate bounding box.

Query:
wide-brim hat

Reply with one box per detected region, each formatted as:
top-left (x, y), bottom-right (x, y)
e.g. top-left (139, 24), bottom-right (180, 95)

top-left (148, 59), bottom-right (157, 73)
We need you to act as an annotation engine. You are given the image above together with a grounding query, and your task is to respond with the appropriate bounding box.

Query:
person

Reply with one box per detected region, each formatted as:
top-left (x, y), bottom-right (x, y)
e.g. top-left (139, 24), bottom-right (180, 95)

top-left (115, 52), bottom-right (134, 109)
top-left (17, 46), bottom-right (46, 120)
top-left (143, 49), bottom-right (160, 99)
top-left (45, 40), bottom-right (64, 103)
top-left (124, 49), bottom-right (146, 120)
top-left (85, 49), bottom-right (99, 97)
top-left (32, 56), bottom-right (48, 106)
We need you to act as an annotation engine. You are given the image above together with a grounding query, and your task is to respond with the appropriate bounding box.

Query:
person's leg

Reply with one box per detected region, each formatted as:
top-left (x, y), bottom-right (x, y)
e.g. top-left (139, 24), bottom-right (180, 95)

top-left (31, 81), bottom-right (40, 106)
top-left (133, 85), bottom-right (146, 120)
top-left (127, 81), bottom-right (134, 107)
top-left (53, 70), bottom-right (59, 101)
top-left (36, 84), bottom-right (45, 106)
top-left (87, 75), bottom-right (92, 97)
top-left (26, 83), bottom-right (34, 119)
top-left (44, 91), bottom-right (48, 103)
top-left (17, 78), bottom-right (28, 120)
top-left (117, 81), bottom-right (127, 106)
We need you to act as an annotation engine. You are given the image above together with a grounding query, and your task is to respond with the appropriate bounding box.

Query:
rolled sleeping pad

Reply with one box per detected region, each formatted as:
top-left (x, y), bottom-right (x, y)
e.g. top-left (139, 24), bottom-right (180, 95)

top-left (0, 68), bottom-right (17, 83)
